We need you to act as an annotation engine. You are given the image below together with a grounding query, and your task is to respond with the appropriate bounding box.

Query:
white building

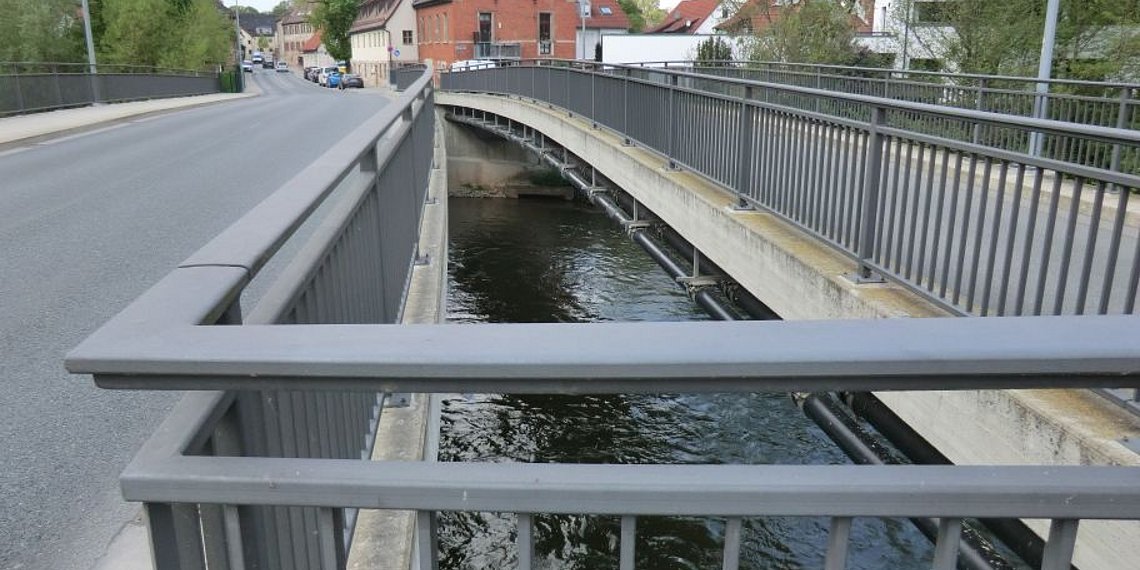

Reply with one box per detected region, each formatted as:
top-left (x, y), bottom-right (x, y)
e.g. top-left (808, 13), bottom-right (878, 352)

top-left (575, 0), bottom-right (631, 61)
top-left (350, 0), bottom-right (421, 87)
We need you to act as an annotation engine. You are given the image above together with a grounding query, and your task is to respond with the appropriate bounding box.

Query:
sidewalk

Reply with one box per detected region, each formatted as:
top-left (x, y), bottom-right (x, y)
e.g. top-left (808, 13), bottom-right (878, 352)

top-left (0, 88), bottom-right (259, 148)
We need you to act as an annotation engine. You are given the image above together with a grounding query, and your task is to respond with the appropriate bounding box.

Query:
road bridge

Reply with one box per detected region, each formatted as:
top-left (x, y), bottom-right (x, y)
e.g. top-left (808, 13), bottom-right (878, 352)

top-left (61, 64), bottom-right (1140, 570)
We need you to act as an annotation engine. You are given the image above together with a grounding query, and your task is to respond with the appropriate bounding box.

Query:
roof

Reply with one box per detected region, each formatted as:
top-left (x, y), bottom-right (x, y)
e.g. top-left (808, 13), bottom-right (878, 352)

top-left (351, 0), bottom-right (400, 34)
top-left (282, 2), bottom-right (315, 25)
top-left (586, 1), bottom-right (631, 31)
top-left (302, 31), bottom-right (323, 53)
top-left (238, 14), bottom-right (278, 36)
top-left (716, 0), bottom-right (874, 34)
top-left (648, 0), bottom-right (720, 34)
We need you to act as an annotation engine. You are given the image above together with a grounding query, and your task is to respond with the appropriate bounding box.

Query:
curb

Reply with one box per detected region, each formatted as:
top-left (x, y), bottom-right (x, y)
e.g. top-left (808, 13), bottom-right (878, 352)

top-left (0, 91), bottom-right (260, 151)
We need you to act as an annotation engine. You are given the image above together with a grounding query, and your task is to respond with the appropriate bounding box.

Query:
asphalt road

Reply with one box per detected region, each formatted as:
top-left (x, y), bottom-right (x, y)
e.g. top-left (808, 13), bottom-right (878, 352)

top-left (0, 70), bottom-right (392, 570)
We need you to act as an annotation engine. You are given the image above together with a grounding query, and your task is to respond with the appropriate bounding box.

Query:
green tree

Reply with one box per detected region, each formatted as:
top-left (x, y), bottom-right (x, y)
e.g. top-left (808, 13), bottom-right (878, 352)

top-left (742, 0), bottom-right (863, 64)
top-left (617, 0), bottom-right (646, 32)
top-left (694, 36), bottom-right (733, 65)
top-left (161, 0), bottom-right (232, 70)
top-left (0, 0), bottom-right (86, 62)
top-left (100, 0), bottom-right (232, 70)
top-left (272, 0), bottom-right (293, 18)
top-left (100, 0), bottom-right (169, 67)
top-left (309, 0), bottom-right (357, 64)
top-left (894, 0), bottom-right (1140, 80)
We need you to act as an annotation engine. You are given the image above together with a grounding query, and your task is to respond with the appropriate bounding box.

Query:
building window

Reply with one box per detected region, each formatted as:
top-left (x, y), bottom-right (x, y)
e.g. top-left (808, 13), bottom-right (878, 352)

top-left (538, 13), bottom-right (552, 55)
top-left (477, 12), bottom-right (492, 43)
top-left (435, 15), bottom-right (441, 43)
top-left (442, 14), bottom-right (448, 42)
top-left (403, 30), bottom-right (413, 45)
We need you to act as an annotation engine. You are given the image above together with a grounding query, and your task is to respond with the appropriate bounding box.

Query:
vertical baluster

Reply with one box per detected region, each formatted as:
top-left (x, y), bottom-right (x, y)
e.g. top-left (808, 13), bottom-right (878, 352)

top-left (1074, 181), bottom-right (1107, 314)
top-left (1052, 179), bottom-right (1086, 315)
top-left (620, 516), bottom-right (637, 570)
top-left (722, 517), bottom-right (743, 570)
top-left (931, 518), bottom-right (962, 570)
top-left (517, 513), bottom-right (534, 570)
top-left (1041, 519), bottom-right (1079, 570)
top-left (855, 107), bottom-right (887, 280)
top-left (416, 511), bottom-right (439, 570)
top-left (824, 517), bottom-right (852, 570)
top-left (148, 503), bottom-right (207, 570)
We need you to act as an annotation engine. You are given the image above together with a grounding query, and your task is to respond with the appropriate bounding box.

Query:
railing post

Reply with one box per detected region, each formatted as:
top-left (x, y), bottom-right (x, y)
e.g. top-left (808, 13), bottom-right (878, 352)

top-left (147, 503), bottom-right (207, 570)
top-left (972, 77), bottom-right (987, 144)
top-left (666, 73), bottom-right (678, 170)
top-left (622, 67), bottom-right (632, 146)
top-left (733, 86), bottom-right (756, 210)
top-left (854, 105), bottom-right (887, 282)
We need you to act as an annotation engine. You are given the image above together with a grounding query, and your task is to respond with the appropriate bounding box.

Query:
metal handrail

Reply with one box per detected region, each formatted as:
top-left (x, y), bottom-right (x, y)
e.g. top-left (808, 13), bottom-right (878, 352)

top-left (442, 61), bottom-right (1140, 319)
top-left (628, 59), bottom-right (1140, 91)
top-left (0, 61), bottom-right (215, 76)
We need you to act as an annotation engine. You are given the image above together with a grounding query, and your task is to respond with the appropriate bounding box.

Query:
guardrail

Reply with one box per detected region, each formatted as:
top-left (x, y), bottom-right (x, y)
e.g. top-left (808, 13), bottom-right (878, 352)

top-left (637, 60), bottom-right (1140, 170)
top-left (391, 63), bottom-right (428, 91)
top-left (65, 65), bottom-right (1140, 570)
top-left (62, 67), bottom-right (436, 569)
top-left (0, 61), bottom-right (221, 116)
top-left (442, 60), bottom-right (1140, 319)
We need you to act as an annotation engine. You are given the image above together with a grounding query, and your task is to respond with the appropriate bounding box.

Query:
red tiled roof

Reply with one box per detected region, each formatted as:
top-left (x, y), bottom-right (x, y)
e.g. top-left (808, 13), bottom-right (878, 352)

top-left (302, 31), bottom-right (323, 53)
top-left (586, 1), bottom-right (631, 30)
top-left (648, 0), bottom-right (720, 34)
top-left (351, 0), bottom-right (399, 34)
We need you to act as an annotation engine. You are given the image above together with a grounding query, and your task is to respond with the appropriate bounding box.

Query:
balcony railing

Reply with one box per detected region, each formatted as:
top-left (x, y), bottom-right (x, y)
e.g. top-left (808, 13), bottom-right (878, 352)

top-left (474, 41), bottom-right (522, 60)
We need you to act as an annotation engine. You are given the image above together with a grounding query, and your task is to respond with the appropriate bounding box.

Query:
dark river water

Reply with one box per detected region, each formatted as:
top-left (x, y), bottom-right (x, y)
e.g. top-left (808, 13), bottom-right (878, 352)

top-left (440, 197), bottom-right (933, 569)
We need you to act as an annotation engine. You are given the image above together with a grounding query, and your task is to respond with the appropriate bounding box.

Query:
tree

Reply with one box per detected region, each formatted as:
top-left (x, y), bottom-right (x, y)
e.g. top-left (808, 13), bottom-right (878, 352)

top-left (694, 36), bottom-right (733, 65)
top-left (309, 0), bottom-right (357, 64)
top-left (0, 0), bottom-right (86, 63)
top-left (100, 0), bottom-right (232, 70)
top-left (272, 1), bottom-right (293, 18)
top-left (617, 0), bottom-right (646, 32)
top-left (892, 0), bottom-right (1140, 80)
top-left (742, 0), bottom-right (865, 65)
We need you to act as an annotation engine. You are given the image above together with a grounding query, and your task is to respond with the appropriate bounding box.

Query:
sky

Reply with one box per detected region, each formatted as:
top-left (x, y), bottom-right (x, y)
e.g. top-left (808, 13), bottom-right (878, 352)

top-left (234, 0), bottom-right (682, 15)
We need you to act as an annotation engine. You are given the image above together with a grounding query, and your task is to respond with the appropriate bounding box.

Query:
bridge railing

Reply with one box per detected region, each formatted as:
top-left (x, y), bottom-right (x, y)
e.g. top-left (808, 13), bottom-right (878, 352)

top-left (0, 61), bottom-right (220, 116)
top-left (391, 62), bottom-right (428, 91)
top-left (63, 67), bottom-right (436, 569)
top-left (442, 61), bottom-right (1140, 319)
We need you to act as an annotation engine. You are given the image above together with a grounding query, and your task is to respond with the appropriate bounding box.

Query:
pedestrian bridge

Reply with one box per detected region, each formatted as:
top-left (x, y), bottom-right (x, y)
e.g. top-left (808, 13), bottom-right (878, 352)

top-left (66, 64), bottom-right (1140, 570)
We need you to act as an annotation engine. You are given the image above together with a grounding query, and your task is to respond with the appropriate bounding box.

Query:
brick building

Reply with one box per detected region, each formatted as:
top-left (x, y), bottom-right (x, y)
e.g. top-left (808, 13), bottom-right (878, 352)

top-left (412, 0), bottom-right (584, 66)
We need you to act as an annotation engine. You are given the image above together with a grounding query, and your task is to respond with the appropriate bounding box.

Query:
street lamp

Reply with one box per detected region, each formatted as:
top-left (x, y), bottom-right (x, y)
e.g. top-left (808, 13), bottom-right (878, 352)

top-left (79, 0), bottom-right (101, 103)
top-left (578, 0), bottom-right (589, 60)
top-left (1030, 0), bottom-right (1061, 157)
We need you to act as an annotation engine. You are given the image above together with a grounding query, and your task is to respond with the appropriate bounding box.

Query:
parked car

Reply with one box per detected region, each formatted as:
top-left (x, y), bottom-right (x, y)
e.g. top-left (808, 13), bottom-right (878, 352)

top-left (326, 72), bottom-right (342, 88)
top-left (251, 52), bottom-right (263, 64)
top-left (276, 62), bottom-right (289, 73)
top-left (262, 60), bottom-right (274, 69)
top-left (317, 66), bottom-right (339, 87)
top-left (307, 67), bottom-right (322, 82)
top-left (241, 60), bottom-right (253, 73)
top-left (337, 73), bottom-right (363, 89)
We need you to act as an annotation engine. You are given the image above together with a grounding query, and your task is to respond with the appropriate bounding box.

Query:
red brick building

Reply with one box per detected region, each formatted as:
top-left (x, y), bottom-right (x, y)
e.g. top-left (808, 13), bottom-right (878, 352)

top-left (717, 0), bottom-right (874, 36)
top-left (413, 0), bottom-right (584, 66)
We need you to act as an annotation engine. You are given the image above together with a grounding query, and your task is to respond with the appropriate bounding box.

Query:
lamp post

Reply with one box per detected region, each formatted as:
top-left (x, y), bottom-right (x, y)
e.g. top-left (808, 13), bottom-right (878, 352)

top-left (578, 0), bottom-right (588, 60)
top-left (79, 0), bottom-right (101, 103)
top-left (1029, 0), bottom-right (1061, 157)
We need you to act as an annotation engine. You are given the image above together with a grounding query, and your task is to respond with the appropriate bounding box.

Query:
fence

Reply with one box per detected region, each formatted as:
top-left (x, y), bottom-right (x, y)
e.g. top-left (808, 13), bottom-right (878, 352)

top-left (0, 62), bottom-right (221, 116)
top-left (391, 63), bottom-right (428, 91)
top-left (443, 61), bottom-right (1140, 319)
top-left (639, 60), bottom-right (1140, 171)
